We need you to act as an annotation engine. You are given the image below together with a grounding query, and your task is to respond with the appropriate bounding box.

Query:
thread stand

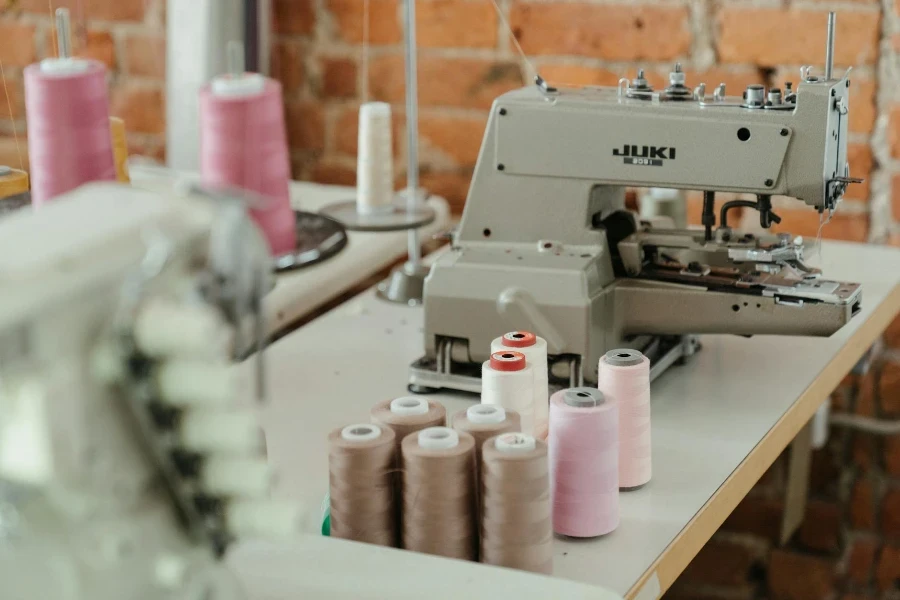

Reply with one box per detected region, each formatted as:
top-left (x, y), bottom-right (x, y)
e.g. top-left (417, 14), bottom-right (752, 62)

top-left (318, 189), bottom-right (436, 233)
top-left (273, 210), bottom-right (348, 272)
top-left (0, 166), bottom-right (30, 215)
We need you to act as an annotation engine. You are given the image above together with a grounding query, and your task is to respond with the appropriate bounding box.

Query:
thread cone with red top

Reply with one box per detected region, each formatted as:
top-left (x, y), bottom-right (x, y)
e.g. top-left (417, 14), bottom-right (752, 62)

top-left (490, 351), bottom-right (526, 372)
top-left (501, 331), bottom-right (537, 348)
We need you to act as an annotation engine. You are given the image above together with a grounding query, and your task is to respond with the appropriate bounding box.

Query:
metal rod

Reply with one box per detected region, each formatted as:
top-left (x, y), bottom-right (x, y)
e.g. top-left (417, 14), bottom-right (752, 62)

top-left (825, 12), bottom-right (835, 81)
top-left (55, 8), bottom-right (71, 59)
top-left (243, 0), bottom-right (260, 72)
top-left (227, 40), bottom-right (245, 76)
top-left (403, 0), bottom-right (422, 266)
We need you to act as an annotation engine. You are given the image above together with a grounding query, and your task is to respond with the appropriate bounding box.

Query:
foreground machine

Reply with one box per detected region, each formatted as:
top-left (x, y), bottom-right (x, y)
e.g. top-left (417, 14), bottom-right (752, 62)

top-left (0, 183), bottom-right (294, 599)
top-left (411, 14), bottom-right (862, 393)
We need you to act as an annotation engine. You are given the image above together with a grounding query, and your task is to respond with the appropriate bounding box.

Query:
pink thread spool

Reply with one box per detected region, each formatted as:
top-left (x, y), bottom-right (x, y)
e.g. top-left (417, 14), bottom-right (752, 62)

top-left (199, 73), bottom-right (296, 256)
top-left (549, 387), bottom-right (619, 537)
top-left (24, 58), bottom-right (116, 206)
top-left (598, 349), bottom-right (651, 489)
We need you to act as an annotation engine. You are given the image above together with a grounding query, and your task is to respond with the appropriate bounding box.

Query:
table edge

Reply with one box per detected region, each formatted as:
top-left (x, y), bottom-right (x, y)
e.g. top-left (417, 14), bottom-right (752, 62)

top-left (625, 282), bottom-right (900, 600)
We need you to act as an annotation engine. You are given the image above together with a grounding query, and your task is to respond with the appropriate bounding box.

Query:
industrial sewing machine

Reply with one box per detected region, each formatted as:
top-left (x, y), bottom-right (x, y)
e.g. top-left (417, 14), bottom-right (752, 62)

top-left (0, 183), bottom-right (305, 599)
top-left (411, 15), bottom-right (863, 393)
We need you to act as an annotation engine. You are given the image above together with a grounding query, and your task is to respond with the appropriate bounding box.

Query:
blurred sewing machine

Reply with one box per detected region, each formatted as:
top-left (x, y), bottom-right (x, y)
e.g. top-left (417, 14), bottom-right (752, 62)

top-left (0, 183), bottom-right (306, 599)
top-left (412, 14), bottom-right (863, 393)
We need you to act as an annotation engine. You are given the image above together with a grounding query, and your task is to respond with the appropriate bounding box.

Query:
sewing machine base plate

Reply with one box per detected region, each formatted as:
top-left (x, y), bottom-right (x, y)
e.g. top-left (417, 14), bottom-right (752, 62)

top-left (408, 334), bottom-right (701, 395)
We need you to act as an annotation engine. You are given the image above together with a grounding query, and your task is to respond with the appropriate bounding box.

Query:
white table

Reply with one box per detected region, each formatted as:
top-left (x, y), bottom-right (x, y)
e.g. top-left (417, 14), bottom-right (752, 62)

top-left (127, 163), bottom-right (451, 335)
top-left (237, 241), bottom-right (900, 599)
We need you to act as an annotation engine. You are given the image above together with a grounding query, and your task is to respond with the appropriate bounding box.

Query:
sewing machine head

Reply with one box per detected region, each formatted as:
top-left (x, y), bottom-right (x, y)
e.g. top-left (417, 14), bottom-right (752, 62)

top-left (412, 15), bottom-right (863, 393)
top-left (0, 183), bottom-right (296, 598)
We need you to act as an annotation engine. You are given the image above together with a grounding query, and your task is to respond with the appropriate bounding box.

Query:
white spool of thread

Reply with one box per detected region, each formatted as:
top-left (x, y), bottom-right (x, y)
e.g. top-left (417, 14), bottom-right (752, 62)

top-left (356, 102), bottom-right (394, 215)
top-left (598, 349), bottom-right (651, 489)
top-left (482, 351), bottom-right (536, 435)
top-left (491, 331), bottom-right (549, 439)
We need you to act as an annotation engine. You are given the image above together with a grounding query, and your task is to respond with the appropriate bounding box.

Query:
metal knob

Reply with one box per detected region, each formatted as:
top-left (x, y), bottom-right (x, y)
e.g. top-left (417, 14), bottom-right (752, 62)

top-left (767, 88), bottom-right (782, 106)
top-left (744, 84), bottom-right (765, 108)
top-left (669, 63), bottom-right (686, 86)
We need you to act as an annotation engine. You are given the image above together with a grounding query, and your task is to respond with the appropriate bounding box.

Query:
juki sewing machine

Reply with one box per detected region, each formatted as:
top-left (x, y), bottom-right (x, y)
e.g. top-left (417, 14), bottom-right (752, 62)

top-left (410, 14), bottom-right (863, 393)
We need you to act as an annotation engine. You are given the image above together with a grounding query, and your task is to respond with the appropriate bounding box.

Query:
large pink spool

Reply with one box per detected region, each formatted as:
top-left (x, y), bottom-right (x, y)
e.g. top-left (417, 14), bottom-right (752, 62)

top-left (549, 387), bottom-right (619, 537)
top-left (199, 75), bottom-right (296, 256)
top-left (24, 59), bottom-right (116, 206)
top-left (598, 349), bottom-right (652, 489)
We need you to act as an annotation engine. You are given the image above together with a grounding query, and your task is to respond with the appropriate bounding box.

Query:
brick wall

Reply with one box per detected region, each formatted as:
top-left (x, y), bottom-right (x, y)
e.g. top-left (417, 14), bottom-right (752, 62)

top-left (2, 0), bottom-right (900, 597)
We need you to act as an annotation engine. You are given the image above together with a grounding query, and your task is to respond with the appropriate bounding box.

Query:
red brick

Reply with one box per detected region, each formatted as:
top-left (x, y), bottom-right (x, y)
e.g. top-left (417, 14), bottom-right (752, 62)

top-left (0, 73), bottom-right (25, 120)
top-left (881, 362), bottom-right (900, 417)
top-left (662, 586), bottom-right (745, 600)
top-left (20, 0), bottom-right (145, 22)
top-left (320, 57), bottom-right (356, 99)
top-left (333, 104), bottom-right (403, 158)
top-left (509, 3), bottom-right (690, 61)
top-left (273, 0), bottom-right (316, 35)
top-left (284, 101), bottom-right (325, 152)
top-left (886, 436), bottom-right (900, 477)
top-left (853, 433), bottom-right (878, 473)
top-left (538, 64), bottom-right (621, 88)
top-left (271, 40), bottom-right (306, 96)
top-left (875, 544), bottom-right (900, 591)
top-left (718, 8), bottom-right (880, 68)
top-left (888, 316), bottom-right (900, 350)
top-left (799, 500), bottom-right (841, 553)
top-left (890, 107), bottom-right (900, 160)
top-left (0, 135), bottom-right (28, 171)
top-left (0, 22), bottom-right (36, 68)
top-left (769, 210), bottom-right (868, 243)
top-left (126, 136), bottom-right (165, 163)
top-left (768, 549), bottom-right (836, 600)
top-left (849, 78), bottom-right (877, 135)
top-left (857, 368), bottom-right (877, 417)
top-left (851, 478), bottom-right (876, 531)
top-left (882, 488), bottom-right (900, 537)
top-left (848, 538), bottom-right (878, 586)
top-left (75, 30), bottom-right (115, 69)
top-left (419, 169), bottom-right (472, 212)
top-left (87, 0), bottom-right (145, 21)
top-left (810, 447), bottom-right (839, 495)
top-left (110, 84), bottom-right (164, 135)
top-left (894, 174), bottom-right (900, 222)
top-left (327, 0), bottom-right (400, 44)
top-left (123, 32), bottom-right (165, 78)
top-left (845, 144), bottom-right (872, 202)
top-left (310, 161), bottom-right (356, 187)
top-left (419, 113), bottom-right (487, 168)
top-left (679, 538), bottom-right (757, 587)
top-left (722, 495), bottom-right (784, 542)
top-left (417, 0), bottom-right (496, 49)
top-left (369, 55), bottom-right (523, 110)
